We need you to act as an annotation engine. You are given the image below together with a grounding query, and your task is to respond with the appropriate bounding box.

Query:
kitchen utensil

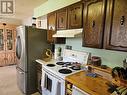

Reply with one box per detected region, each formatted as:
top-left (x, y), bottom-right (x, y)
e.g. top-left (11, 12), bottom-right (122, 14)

top-left (110, 86), bottom-right (127, 95)
top-left (123, 58), bottom-right (127, 69)
top-left (112, 67), bottom-right (121, 79)
top-left (112, 67), bottom-right (127, 80)
top-left (86, 72), bottom-right (97, 78)
top-left (101, 65), bottom-right (108, 69)
top-left (106, 82), bottom-right (118, 94)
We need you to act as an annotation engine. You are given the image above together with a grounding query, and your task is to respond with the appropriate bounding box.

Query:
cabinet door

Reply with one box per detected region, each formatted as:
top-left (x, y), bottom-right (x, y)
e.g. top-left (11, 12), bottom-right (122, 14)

top-left (47, 12), bottom-right (56, 43)
top-left (104, 0), bottom-right (127, 51)
top-left (0, 24), bottom-right (6, 66)
top-left (0, 24), bottom-right (5, 51)
top-left (5, 52), bottom-right (15, 65)
top-left (57, 8), bottom-right (67, 30)
top-left (47, 12), bottom-right (66, 44)
top-left (0, 24), bottom-right (16, 66)
top-left (5, 25), bottom-right (16, 65)
top-left (0, 52), bottom-right (6, 66)
top-left (68, 2), bottom-right (83, 29)
top-left (6, 29), bottom-right (14, 51)
top-left (83, 0), bottom-right (106, 48)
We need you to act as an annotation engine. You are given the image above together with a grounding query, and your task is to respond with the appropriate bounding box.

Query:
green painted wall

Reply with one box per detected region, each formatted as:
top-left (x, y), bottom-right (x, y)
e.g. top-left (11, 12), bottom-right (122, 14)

top-left (34, 0), bottom-right (80, 17)
top-left (55, 37), bottom-right (127, 68)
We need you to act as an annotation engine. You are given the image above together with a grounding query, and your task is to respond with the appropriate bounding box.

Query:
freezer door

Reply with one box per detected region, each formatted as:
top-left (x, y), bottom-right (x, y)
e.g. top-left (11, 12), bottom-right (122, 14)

top-left (16, 67), bottom-right (27, 94)
top-left (16, 26), bottom-right (27, 71)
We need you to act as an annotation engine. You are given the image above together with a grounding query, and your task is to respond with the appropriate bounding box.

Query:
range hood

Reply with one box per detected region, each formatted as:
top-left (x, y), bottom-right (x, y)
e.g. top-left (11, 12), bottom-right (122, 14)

top-left (53, 28), bottom-right (83, 37)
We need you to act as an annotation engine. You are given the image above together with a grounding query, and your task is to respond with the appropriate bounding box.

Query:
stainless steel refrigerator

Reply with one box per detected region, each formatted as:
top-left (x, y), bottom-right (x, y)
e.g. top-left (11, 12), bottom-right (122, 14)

top-left (16, 26), bottom-right (50, 95)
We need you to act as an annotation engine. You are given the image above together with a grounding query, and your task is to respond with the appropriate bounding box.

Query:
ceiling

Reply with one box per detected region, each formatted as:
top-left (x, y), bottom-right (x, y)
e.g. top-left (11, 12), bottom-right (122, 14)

top-left (0, 0), bottom-right (47, 24)
top-left (15, 0), bottom-right (47, 19)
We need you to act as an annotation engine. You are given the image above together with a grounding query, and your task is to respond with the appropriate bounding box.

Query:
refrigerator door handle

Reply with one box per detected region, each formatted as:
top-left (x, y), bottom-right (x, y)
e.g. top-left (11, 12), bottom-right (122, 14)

top-left (16, 35), bottom-right (22, 59)
top-left (19, 71), bottom-right (24, 74)
top-left (16, 66), bottom-right (24, 74)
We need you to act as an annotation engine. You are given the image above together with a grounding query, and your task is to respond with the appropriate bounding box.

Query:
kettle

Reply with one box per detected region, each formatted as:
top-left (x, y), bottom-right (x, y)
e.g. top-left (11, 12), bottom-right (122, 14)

top-left (45, 49), bottom-right (52, 58)
top-left (42, 49), bottom-right (53, 62)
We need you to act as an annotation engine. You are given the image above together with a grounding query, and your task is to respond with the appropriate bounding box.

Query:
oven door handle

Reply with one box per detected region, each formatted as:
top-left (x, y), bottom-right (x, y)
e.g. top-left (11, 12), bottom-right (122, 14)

top-left (44, 74), bottom-right (48, 89)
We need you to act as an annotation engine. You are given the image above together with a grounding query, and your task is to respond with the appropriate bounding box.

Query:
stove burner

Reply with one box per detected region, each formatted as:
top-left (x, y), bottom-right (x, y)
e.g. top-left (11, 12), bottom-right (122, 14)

top-left (65, 62), bottom-right (72, 65)
top-left (46, 64), bottom-right (55, 67)
top-left (62, 62), bottom-right (72, 67)
top-left (59, 69), bottom-right (72, 74)
top-left (56, 62), bottom-right (65, 65)
top-left (70, 66), bottom-right (81, 70)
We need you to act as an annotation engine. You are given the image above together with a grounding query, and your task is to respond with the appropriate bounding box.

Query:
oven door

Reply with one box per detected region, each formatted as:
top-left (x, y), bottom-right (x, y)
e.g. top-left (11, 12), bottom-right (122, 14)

top-left (42, 69), bottom-right (65, 95)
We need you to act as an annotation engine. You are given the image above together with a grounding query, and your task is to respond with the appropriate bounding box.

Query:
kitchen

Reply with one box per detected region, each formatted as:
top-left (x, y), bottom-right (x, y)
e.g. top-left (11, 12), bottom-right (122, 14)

top-left (1, 0), bottom-right (127, 95)
top-left (34, 0), bottom-right (127, 95)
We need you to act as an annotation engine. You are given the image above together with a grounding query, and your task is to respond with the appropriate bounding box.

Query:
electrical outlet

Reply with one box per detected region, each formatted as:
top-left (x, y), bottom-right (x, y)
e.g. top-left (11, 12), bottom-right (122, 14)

top-left (65, 45), bottom-right (72, 50)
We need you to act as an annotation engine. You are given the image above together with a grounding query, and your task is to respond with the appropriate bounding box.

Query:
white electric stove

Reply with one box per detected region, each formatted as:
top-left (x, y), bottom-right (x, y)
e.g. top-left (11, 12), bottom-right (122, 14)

top-left (41, 49), bottom-right (90, 95)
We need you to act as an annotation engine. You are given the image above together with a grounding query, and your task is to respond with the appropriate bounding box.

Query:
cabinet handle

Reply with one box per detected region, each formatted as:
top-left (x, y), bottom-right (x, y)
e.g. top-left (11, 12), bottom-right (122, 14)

top-left (50, 27), bottom-right (53, 30)
top-left (120, 16), bottom-right (125, 25)
top-left (19, 71), bottom-right (24, 74)
top-left (92, 20), bottom-right (95, 28)
top-left (75, 14), bottom-right (77, 20)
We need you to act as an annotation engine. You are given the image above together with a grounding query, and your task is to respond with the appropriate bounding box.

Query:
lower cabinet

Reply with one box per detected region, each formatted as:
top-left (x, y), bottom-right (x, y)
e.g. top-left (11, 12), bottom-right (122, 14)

top-left (36, 63), bottom-right (42, 94)
top-left (66, 81), bottom-right (90, 95)
top-left (72, 86), bottom-right (90, 95)
top-left (0, 52), bottom-right (6, 66)
top-left (0, 50), bottom-right (16, 66)
top-left (66, 81), bottom-right (73, 95)
top-left (6, 52), bottom-right (16, 65)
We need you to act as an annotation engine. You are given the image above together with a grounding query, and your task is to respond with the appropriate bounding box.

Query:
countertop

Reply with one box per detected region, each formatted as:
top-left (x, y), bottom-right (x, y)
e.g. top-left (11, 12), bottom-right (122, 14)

top-left (66, 71), bottom-right (111, 95)
top-left (35, 59), bottom-right (56, 65)
top-left (36, 59), bottom-right (111, 95)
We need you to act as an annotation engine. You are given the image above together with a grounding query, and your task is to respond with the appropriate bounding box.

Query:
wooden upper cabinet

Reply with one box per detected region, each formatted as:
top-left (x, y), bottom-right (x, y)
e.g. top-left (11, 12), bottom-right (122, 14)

top-left (47, 12), bottom-right (56, 43)
top-left (68, 2), bottom-right (83, 29)
top-left (57, 8), bottom-right (67, 30)
top-left (104, 0), bottom-right (127, 51)
top-left (47, 12), bottom-right (66, 44)
top-left (83, 0), bottom-right (106, 48)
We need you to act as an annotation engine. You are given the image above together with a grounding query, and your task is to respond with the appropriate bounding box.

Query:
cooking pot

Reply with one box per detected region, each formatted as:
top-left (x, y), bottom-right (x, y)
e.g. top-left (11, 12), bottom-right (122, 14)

top-left (91, 56), bottom-right (101, 66)
top-left (72, 62), bottom-right (81, 70)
